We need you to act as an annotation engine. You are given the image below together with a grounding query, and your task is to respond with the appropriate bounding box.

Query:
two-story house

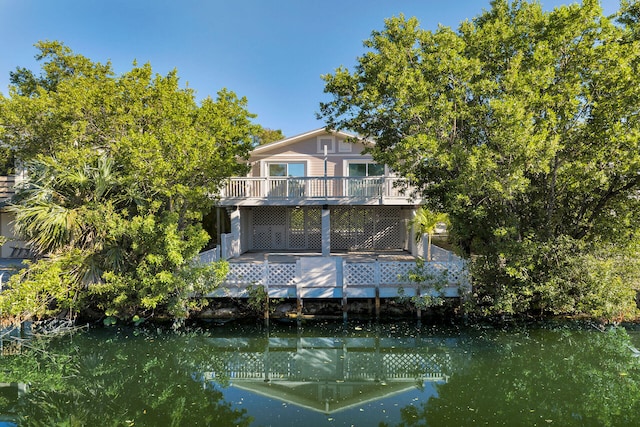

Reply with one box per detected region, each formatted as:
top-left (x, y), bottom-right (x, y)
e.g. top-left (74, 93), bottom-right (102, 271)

top-left (204, 129), bottom-right (468, 315)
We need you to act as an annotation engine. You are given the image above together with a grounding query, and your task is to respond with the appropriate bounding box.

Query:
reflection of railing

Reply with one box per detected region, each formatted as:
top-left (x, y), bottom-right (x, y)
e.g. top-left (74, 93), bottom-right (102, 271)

top-left (220, 176), bottom-right (415, 200)
top-left (199, 340), bottom-right (452, 414)
top-left (205, 336), bottom-right (452, 382)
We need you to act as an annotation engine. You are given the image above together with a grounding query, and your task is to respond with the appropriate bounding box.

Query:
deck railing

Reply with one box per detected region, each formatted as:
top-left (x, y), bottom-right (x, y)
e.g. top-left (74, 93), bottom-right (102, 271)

top-left (0, 176), bottom-right (15, 200)
top-left (206, 256), bottom-right (469, 300)
top-left (220, 176), bottom-right (416, 200)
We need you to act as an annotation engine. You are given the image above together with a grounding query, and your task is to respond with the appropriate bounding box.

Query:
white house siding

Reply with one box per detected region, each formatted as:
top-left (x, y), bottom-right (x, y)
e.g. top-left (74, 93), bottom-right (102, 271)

top-left (249, 135), bottom-right (373, 179)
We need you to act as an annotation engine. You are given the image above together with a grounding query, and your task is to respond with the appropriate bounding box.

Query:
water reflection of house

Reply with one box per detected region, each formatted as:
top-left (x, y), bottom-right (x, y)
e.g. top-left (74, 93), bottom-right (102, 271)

top-left (201, 335), bottom-right (451, 414)
top-left (201, 129), bottom-right (470, 314)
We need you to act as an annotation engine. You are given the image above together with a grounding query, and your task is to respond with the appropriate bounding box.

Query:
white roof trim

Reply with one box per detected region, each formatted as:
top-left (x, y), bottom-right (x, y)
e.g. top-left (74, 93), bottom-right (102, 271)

top-left (251, 128), bottom-right (369, 155)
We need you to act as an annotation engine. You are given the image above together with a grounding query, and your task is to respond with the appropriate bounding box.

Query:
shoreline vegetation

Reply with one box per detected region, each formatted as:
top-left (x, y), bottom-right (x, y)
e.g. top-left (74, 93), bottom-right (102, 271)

top-left (2, 1), bottom-right (640, 326)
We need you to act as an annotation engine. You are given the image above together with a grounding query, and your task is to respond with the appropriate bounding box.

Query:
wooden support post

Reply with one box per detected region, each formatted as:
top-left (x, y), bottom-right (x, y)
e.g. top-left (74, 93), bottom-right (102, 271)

top-left (340, 257), bottom-right (347, 323)
top-left (375, 286), bottom-right (380, 319)
top-left (415, 286), bottom-right (422, 321)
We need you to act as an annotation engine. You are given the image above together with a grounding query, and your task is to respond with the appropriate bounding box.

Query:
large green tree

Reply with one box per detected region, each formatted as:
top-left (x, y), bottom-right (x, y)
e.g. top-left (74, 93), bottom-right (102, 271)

top-left (252, 126), bottom-right (285, 145)
top-left (320, 1), bottom-right (640, 319)
top-left (0, 41), bottom-right (256, 321)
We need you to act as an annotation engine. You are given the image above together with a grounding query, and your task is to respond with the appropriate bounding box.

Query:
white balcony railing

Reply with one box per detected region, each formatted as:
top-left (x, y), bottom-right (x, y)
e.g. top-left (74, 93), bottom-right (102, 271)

top-left (220, 176), bottom-right (416, 200)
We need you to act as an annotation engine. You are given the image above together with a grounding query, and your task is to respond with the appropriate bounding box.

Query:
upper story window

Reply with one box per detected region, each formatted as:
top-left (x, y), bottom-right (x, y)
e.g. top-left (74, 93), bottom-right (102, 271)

top-left (348, 162), bottom-right (385, 177)
top-left (268, 162), bottom-right (305, 177)
top-left (317, 136), bottom-right (335, 154)
top-left (346, 161), bottom-right (385, 197)
top-left (338, 140), bottom-right (352, 153)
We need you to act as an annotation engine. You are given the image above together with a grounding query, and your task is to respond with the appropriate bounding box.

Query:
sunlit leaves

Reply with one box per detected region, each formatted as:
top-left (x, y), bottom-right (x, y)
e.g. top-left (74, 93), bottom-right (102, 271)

top-left (0, 42), bottom-right (256, 321)
top-left (321, 1), bottom-right (640, 319)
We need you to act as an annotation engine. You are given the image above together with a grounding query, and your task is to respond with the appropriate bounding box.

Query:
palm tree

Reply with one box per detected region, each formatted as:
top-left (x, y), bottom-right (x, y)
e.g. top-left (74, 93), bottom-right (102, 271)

top-left (7, 155), bottom-right (123, 283)
top-left (409, 207), bottom-right (449, 261)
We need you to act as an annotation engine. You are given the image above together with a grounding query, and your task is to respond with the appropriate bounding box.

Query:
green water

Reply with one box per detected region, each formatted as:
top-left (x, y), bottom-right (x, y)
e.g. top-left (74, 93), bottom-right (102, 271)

top-left (2, 320), bottom-right (640, 426)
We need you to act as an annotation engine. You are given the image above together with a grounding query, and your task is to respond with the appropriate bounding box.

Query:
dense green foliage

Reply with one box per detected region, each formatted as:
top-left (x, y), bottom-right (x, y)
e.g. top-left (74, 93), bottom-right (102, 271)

top-left (253, 126), bottom-right (285, 145)
top-left (0, 146), bottom-right (14, 175)
top-left (0, 41), bottom-right (255, 321)
top-left (320, 0), bottom-right (640, 320)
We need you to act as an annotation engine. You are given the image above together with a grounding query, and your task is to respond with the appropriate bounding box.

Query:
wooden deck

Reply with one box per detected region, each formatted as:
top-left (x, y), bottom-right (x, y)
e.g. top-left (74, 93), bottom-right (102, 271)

top-left (202, 249), bottom-right (469, 304)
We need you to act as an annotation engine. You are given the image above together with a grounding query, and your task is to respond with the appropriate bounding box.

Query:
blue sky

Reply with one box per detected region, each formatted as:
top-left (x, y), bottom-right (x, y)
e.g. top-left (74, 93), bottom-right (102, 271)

top-left (0, 1), bottom-right (620, 137)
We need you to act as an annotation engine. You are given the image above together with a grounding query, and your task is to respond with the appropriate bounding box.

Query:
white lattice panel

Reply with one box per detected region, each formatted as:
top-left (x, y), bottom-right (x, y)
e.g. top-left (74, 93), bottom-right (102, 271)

top-left (253, 207), bottom-right (287, 226)
top-left (378, 207), bottom-right (401, 217)
top-left (253, 226), bottom-right (272, 250)
top-left (425, 262), bottom-right (449, 283)
top-left (288, 209), bottom-right (306, 249)
top-left (374, 218), bottom-right (401, 249)
top-left (273, 229), bottom-right (284, 247)
top-left (306, 208), bottom-right (322, 250)
top-left (288, 231), bottom-right (306, 248)
top-left (379, 262), bottom-right (413, 285)
top-left (223, 263), bottom-right (265, 286)
top-left (344, 262), bottom-right (375, 286)
top-left (438, 260), bottom-right (469, 285)
top-left (268, 263), bottom-right (296, 286)
top-left (329, 207), bottom-right (403, 250)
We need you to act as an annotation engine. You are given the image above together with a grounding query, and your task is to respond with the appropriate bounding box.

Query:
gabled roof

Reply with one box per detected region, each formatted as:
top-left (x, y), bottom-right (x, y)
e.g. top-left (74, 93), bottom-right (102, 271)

top-left (251, 128), bottom-right (369, 155)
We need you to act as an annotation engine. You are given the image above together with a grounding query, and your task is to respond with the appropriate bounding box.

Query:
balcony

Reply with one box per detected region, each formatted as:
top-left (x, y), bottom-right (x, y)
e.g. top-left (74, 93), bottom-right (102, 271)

top-left (218, 176), bottom-right (421, 206)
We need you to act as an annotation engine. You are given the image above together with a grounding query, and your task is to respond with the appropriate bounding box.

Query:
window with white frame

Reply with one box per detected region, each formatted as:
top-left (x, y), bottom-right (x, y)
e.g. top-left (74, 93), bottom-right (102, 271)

top-left (347, 162), bottom-right (385, 177)
top-left (338, 140), bottom-right (352, 153)
top-left (268, 162), bottom-right (305, 177)
top-left (346, 161), bottom-right (385, 197)
top-left (266, 162), bottom-right (306, 198)
top-left (317, 136), bottom-right (335, 154)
